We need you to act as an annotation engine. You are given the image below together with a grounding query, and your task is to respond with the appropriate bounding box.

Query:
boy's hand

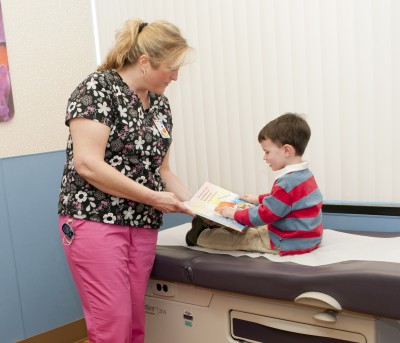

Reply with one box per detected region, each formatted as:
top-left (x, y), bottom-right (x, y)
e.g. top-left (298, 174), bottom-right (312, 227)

top-left (216, 206), bottom-right (237, 219)
top-left (240, 194), bottom-right (259, 205)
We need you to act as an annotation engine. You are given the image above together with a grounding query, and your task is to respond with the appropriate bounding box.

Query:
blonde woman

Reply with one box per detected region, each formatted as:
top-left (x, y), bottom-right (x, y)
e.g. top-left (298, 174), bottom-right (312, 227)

top-left (58, 19), bottom-right (194, 343)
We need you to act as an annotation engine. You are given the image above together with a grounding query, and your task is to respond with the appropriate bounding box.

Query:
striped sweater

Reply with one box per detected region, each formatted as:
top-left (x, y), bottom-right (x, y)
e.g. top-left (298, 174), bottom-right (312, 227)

top-left (234, 166), bottom-right (323, 255)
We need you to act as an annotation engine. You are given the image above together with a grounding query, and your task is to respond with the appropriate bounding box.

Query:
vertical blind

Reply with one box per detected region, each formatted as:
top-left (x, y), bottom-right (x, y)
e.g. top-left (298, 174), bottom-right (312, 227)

top-left (93, 0), bottom-right (400, 203)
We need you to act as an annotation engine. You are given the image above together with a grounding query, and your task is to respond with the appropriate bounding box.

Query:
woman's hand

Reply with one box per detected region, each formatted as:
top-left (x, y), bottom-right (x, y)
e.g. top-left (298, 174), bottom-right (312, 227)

top-left (152, 191), bottom-right (194, 216)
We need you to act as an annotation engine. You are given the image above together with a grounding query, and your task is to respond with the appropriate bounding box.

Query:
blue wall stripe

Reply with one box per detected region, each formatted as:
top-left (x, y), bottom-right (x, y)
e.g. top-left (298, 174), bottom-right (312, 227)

top-left (0, 158), bottom-right (25, 342)
top-left (1, 151), bottom-right (83, 341)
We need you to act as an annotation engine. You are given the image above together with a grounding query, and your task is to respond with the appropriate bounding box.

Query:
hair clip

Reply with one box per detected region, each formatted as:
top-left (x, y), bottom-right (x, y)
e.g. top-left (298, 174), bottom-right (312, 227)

top-left (138, 22), bottom-right (148, 33)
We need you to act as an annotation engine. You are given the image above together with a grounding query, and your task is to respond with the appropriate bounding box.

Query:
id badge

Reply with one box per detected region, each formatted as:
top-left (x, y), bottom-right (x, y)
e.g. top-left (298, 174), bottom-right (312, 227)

top-left (153, 119), bottom-right (171, 138)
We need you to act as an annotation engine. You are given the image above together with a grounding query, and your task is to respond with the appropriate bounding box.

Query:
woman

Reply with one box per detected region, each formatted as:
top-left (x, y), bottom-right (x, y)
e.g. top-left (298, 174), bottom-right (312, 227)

top-left (58, 19), bottom-right (194, 343)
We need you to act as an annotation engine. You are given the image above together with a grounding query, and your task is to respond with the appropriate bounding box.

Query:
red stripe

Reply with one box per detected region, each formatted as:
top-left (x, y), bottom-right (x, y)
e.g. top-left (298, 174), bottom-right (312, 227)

top-left (270, 185), bottom-right (291, 205)
top-left (279, 243), bottom-right (320, 256)
top-left (258, 204), bottom-right (281, 224)
top-left (289, 176), bottom-right (318, 203)
top-left (286, 203), bottom-right (322, 218)
top-left (234, 209), bottom-right (253, 226)
top-left (258, 193), bottom-right (269, 203)
top-left (269, 223), bottom-right (323, 239)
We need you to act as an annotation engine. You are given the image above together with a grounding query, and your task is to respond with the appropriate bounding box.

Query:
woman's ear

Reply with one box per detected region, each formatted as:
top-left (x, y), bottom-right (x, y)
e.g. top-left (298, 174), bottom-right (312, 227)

top-left (138, 54), bottom-right (150, 72)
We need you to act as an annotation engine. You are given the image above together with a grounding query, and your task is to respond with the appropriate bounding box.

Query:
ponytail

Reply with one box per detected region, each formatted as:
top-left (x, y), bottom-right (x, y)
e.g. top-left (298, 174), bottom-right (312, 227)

top-left (97, 19), bottom-right (192, 71)
top-left (98, 20), bottom-right (144, 71)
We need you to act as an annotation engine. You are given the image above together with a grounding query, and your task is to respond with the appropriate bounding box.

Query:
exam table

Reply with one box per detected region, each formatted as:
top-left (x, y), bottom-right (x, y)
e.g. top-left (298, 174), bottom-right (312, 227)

top-left (144, 226), bottom-right (400, 343)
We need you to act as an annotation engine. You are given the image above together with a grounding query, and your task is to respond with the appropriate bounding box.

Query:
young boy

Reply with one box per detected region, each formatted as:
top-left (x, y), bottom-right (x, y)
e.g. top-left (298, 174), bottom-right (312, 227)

top-left (186, 113), bottom-right (323, 255)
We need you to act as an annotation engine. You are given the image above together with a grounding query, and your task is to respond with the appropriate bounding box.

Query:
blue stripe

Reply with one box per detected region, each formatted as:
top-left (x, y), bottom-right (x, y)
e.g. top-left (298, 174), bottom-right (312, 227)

top-left (248, 206), bottom-right (268, 226)
top-left (274, 213), bottom-right (322, 232)
top-left (277, 169), bottom-right (313, 192)
top-left (292, 188), bottom-right (323, 211)
top-left (248, 196), bottom-right (291, 226)
top-left (269, 231), bottom-right (322, 252)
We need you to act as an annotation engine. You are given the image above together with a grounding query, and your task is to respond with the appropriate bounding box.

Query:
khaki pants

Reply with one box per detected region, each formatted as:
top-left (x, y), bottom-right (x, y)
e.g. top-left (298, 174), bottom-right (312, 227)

top-left (197, 225), bottom-right (279, 254)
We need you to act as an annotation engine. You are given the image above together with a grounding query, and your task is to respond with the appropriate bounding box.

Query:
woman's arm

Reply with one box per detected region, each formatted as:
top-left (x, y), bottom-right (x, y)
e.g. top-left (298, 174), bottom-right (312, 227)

top-left (70, 118), bottom-right (192, 214)
top-left (159, 147), bottom-right (193, 202)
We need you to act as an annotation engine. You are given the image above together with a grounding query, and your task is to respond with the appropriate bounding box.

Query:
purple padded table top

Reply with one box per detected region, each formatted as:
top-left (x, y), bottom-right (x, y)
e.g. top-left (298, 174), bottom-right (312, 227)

top-left (152, 231), bottom-right (400, 320)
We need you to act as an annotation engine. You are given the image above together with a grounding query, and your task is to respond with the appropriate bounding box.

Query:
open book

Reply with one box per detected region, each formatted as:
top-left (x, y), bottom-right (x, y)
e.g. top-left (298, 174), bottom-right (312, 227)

top-left (185, 182), bottom-right (254, 232)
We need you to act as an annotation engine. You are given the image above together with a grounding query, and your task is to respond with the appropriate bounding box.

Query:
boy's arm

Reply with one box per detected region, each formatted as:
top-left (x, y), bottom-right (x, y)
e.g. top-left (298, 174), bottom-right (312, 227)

top-left (234, 186), bottom-right (291, 227)
top-left (217, 194), bottom-right (260, 218)
top-left (258, 193), bottom-right (270, 203)
top-left (239, 194), bottom-right (260, 205)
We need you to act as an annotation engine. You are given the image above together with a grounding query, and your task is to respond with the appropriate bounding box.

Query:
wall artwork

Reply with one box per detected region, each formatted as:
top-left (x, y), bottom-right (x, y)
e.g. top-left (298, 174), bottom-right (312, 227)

top-left (0, 0), bottom-right (14, 122)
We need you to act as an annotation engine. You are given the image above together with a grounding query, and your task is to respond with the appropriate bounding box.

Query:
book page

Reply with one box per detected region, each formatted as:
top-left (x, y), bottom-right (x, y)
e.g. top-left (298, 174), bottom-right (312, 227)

top-left (185, 182), bottom-right (253, 232)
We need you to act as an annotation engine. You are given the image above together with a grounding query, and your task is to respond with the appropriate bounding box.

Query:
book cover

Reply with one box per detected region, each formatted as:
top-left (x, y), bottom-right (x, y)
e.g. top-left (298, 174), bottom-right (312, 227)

top-left (185, 181), bottom-right (253, 232)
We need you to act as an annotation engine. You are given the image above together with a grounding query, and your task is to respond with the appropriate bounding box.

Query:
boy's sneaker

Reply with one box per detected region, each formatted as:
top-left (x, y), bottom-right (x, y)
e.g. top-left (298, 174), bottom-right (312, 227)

top-left (186, 216), bottom-right (212, 246)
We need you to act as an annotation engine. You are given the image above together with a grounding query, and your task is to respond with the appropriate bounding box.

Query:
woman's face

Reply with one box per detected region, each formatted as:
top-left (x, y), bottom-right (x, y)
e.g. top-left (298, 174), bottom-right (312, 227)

top-left (146, 62), bottom-right (179, 94)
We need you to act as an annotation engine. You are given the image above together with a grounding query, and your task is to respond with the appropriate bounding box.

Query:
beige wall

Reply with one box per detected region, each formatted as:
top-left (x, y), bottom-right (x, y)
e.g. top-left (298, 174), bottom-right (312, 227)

top-left (0, 0), bottom-right (96, 158)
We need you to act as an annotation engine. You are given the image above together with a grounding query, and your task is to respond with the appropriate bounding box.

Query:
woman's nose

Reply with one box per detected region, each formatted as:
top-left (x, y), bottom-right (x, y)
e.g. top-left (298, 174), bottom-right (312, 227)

top-left (170, 69), bottom-right (179, 81)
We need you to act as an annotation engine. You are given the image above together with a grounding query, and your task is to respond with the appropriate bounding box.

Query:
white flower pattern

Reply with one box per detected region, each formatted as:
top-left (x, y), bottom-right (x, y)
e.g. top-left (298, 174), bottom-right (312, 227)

top-left (97, 101), bottom-right (111, 115)
top-left (86, 77), bottom-right (98, 90)
top-left (59, 70), bottom-right (172, 229)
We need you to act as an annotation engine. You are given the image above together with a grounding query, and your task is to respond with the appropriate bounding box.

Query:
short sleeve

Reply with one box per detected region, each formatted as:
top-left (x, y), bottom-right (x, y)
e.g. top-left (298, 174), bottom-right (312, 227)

top-left (65, 72), bottom-right (115, 128)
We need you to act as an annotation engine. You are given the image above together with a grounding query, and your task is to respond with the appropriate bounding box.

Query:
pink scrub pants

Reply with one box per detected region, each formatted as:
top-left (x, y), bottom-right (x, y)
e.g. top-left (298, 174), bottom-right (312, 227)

top-left (59, 215), bottom-right (158, 343)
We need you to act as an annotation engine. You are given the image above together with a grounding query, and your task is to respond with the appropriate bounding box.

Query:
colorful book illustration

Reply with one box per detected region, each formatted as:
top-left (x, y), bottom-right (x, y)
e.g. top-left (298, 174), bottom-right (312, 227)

top-left (185, 182), bottom-right (254, 232)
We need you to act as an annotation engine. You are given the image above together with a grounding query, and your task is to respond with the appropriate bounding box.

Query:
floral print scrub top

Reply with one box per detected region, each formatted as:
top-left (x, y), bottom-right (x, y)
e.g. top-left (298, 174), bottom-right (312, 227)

top-left (58, 70), bottom-right (173, 229)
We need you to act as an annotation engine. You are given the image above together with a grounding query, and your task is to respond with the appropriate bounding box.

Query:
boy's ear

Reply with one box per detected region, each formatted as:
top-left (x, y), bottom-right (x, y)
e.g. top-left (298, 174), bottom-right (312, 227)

top-left (283, 144), bottom-right (296, 157)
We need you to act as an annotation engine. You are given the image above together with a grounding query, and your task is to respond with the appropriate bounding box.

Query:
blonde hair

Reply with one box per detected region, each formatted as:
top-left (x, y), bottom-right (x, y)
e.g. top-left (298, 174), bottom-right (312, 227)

top-left (98, 19), bottom-right (192, 71)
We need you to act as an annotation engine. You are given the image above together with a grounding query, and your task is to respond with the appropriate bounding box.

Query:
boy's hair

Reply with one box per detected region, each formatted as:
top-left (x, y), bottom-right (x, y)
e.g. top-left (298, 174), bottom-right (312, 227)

top-left (258, 113), bottom-right (311, 156)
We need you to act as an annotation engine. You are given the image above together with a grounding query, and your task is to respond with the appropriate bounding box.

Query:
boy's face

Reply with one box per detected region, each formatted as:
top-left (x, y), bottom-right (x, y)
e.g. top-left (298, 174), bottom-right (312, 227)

top-left (260, 139), bottom-right (288, 171)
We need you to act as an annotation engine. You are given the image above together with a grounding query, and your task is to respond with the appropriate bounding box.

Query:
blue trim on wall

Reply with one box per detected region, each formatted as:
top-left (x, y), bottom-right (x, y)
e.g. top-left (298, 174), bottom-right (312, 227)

top-left (164, 212), bottom-right (400, 233)
top-left (0, 159), bottom-right (25, 342)
top-left (322, 212), bottom-right (400, 232)
top-left (161, 213), bottom-right (191, 230)
top-left (0, 151), bottom-right (83, 342)
top-left (323, 203), bottom-right (400, 217)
